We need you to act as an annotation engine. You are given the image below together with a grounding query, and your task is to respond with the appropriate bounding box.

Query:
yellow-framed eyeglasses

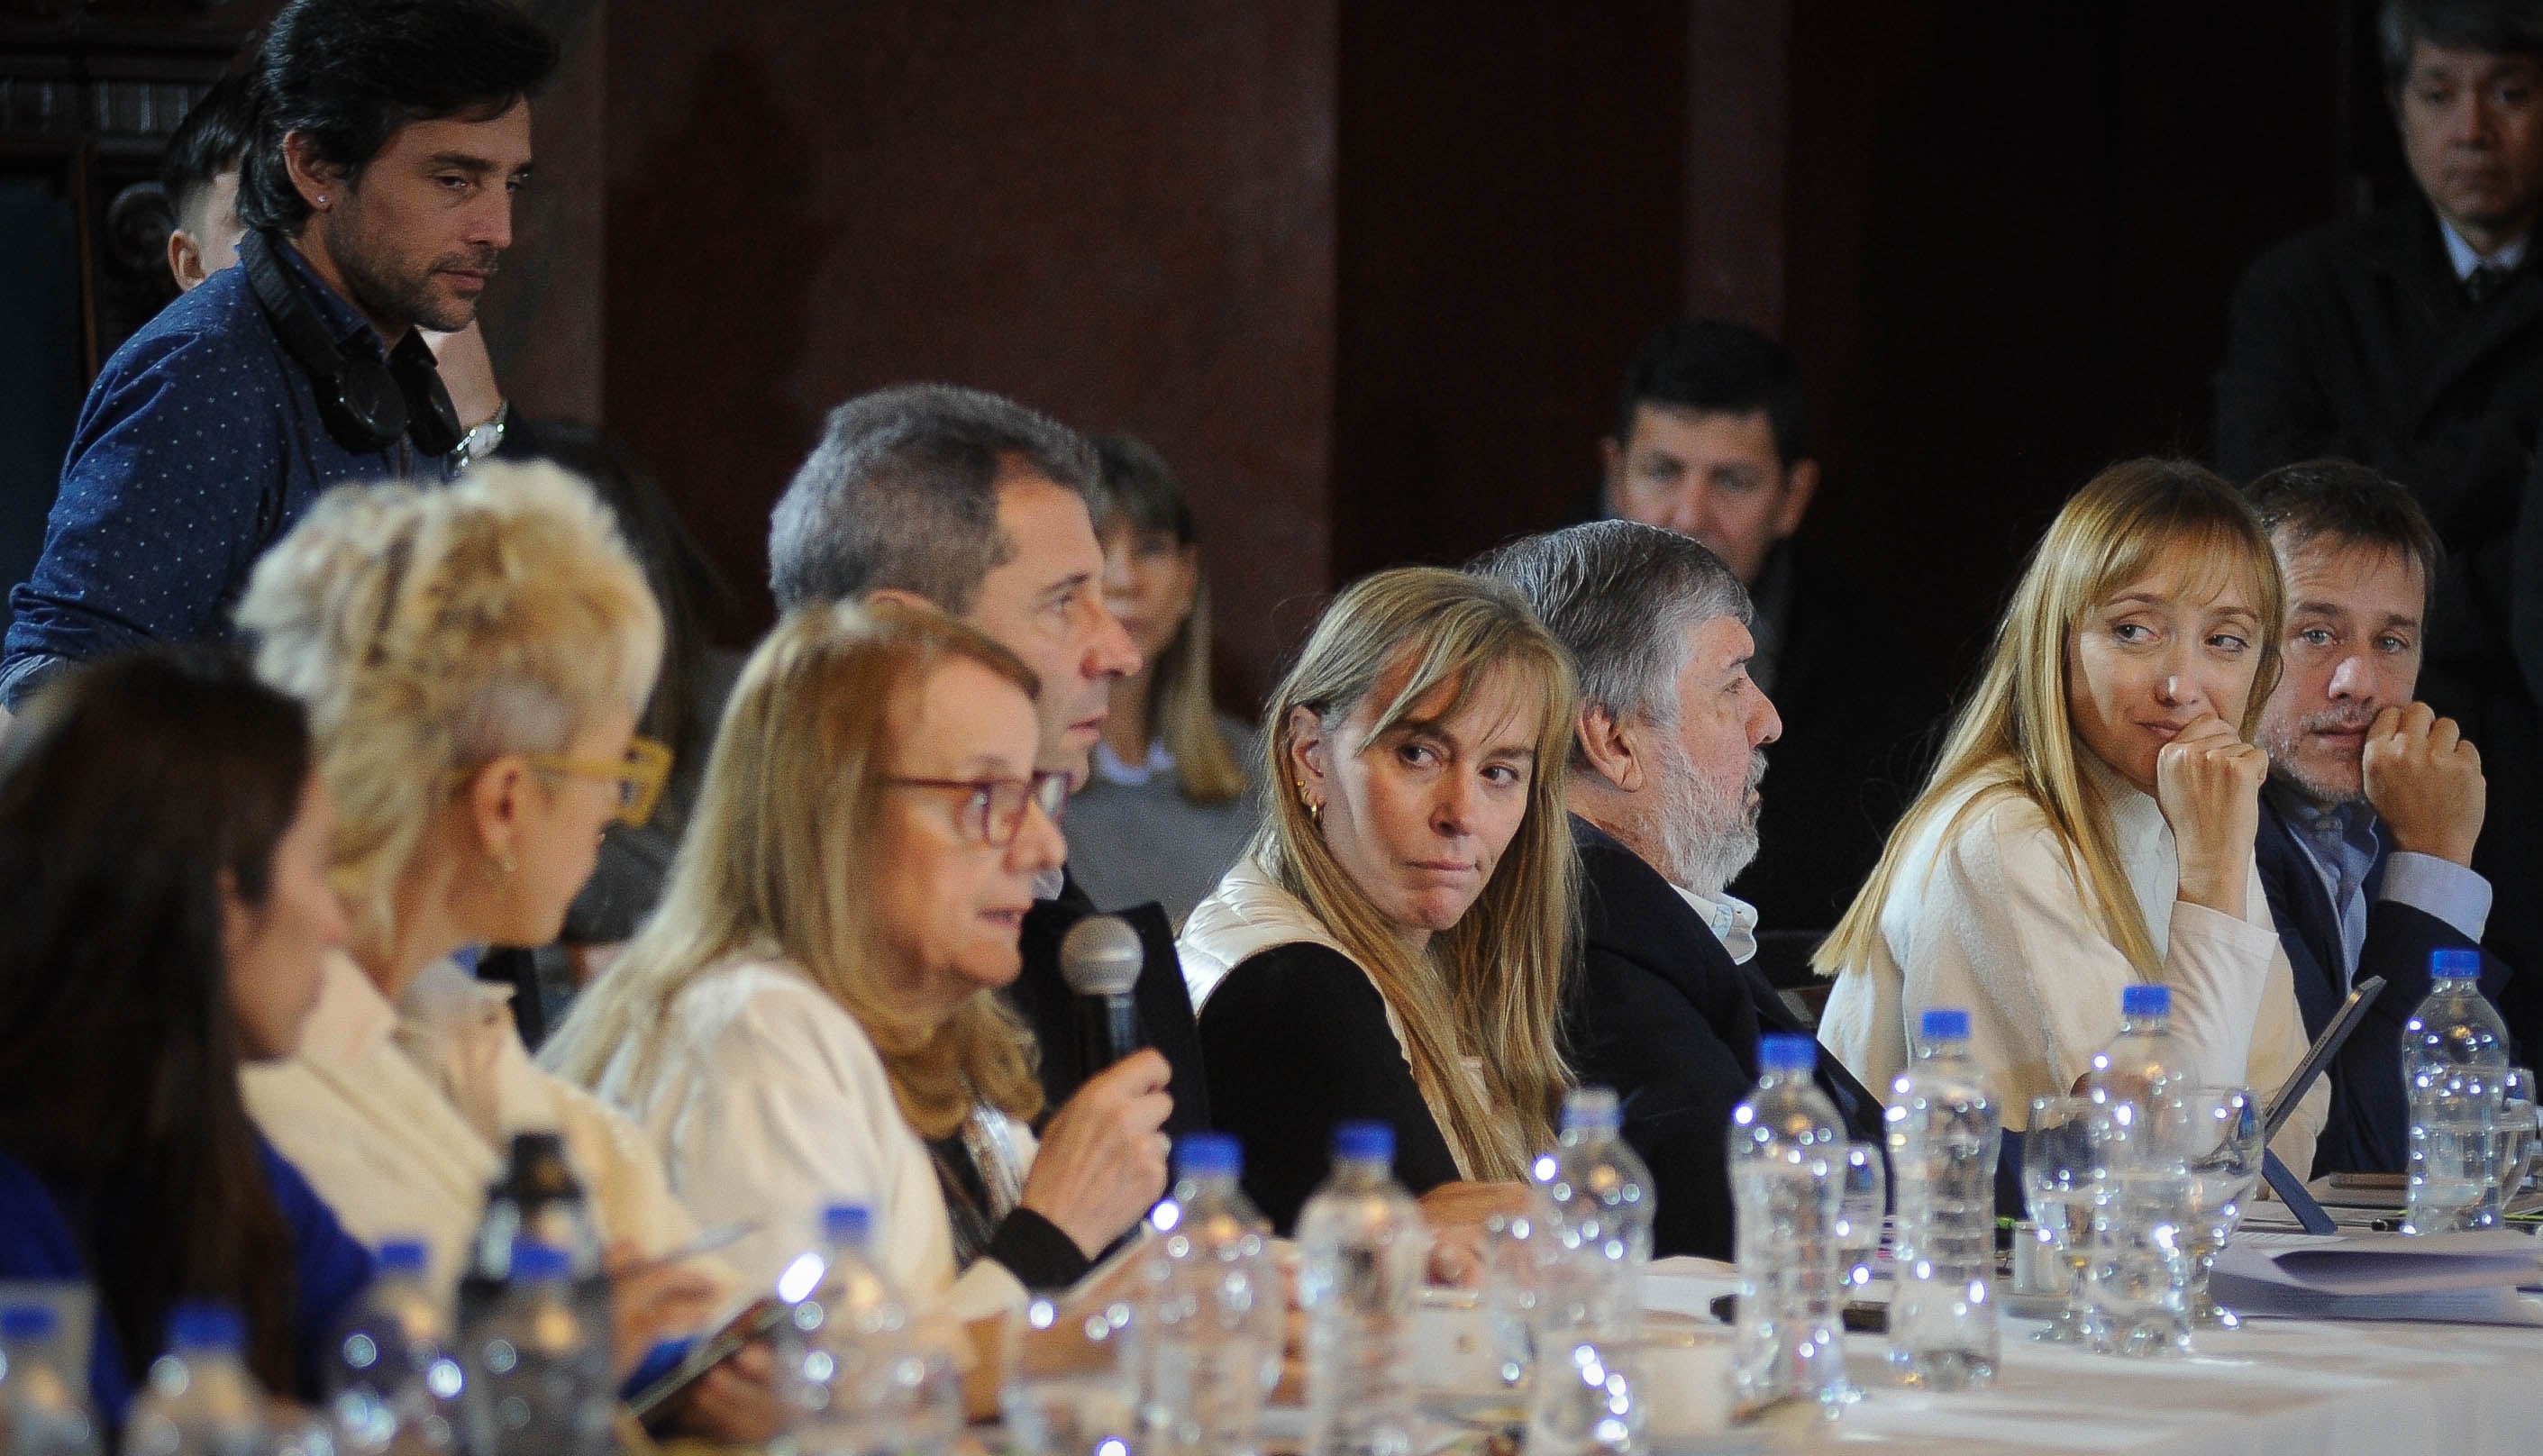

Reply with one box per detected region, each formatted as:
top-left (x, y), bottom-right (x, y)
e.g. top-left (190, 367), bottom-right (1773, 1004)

top-left (524, 735), bottom-right (674, 827)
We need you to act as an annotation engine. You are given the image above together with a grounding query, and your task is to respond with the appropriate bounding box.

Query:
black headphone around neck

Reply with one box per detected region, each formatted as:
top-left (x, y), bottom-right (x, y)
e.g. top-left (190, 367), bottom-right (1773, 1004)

top-left (241, 228), bottom-right (464, 459)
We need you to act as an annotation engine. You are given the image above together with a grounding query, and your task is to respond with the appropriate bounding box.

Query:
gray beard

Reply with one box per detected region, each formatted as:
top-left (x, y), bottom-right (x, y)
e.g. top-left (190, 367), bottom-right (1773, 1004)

top-left (1652, 736), bottom-right (1764, 899)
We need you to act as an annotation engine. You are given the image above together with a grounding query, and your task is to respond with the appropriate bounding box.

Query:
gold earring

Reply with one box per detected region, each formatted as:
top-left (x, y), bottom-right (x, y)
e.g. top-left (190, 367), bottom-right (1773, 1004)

top-left (1296, 779), bottom-right (1321, 824)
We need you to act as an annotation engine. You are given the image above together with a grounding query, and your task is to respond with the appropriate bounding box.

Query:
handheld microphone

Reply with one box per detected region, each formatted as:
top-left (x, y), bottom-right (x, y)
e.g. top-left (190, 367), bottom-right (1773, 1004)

top-left (1059, 914), bottom-right (1145, 1074)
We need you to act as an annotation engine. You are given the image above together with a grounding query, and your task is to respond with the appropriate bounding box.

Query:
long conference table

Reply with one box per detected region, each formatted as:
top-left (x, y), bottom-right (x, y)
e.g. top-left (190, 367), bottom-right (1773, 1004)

top-left (1638, 1255), bottom-right (2543, 1454)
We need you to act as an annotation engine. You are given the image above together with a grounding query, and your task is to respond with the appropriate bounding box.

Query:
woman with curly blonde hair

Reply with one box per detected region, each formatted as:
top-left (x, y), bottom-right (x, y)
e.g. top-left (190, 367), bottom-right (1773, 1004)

top-left (234, 463), bottom-right (762, 1431)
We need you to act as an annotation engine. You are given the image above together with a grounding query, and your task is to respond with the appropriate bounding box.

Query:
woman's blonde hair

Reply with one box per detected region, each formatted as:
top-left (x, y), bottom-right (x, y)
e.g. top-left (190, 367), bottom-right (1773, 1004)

top-left (1814, 459), bottom-right (2284, 981)
top-left (1253, 567), bottom-right (1579, 1178)
top-left (542, 600), bottom-right (1048, 1138)
top-left (236, 461), bottom-right (663, 938)
top-left (1089, 435), bottom-right (1246, 804)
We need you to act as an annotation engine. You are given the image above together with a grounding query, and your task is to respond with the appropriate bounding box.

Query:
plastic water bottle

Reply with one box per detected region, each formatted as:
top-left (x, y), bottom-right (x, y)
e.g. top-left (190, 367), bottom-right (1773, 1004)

top-left (1523, 1087), bottom-right (1653, 1455)
top-left (779, 1204), bottom-right (958, 1456)
top-left (1728, 1034), bottom-right (1846, 1417)
top-left (324, 1239), bottom-right (463, 1453)
top-left (2403, 950), bottom-right (2511, 1233)
top-left (459, 1133), bottom-right (608, 1334)
top-left (2078, 987), bottom-right (2198, 1354)
top-left (1884, 1009), bottom-right (2001, 1390)
top-left (1297, 1121), bottom-right (1428, 1456)
top-left (0, 1302), bottom-right (100, 1456)
top-left (121, 1304), bottom-right (265, 1456)
top-left (457, 1242), bottom-right (615, 1456)
top-left (2083, 984), bottom-right (2183, 1115)
top-left (1141, 1133), bottom-right (1282, 1456)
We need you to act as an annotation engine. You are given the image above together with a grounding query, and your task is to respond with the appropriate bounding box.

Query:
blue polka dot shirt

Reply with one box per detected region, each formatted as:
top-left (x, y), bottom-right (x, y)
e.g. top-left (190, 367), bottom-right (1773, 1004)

top-left (0, 233), bottom-right (451, 708)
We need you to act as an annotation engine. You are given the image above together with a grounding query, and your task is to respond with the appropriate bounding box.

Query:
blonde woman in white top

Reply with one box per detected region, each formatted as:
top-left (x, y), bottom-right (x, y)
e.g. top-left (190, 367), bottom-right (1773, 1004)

top-left (232, 463), bottom-right (766, 1435)
top-left (542, 602), bottom-right (1172, 1364)
top-left (1816, 460), bottom-right (2328, 1169)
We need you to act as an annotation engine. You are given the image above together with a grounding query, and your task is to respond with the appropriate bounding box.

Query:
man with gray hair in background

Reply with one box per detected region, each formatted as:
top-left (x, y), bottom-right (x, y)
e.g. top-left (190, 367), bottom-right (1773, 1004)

top-left (768, 383), bottom-right (1207, 1134)
top-left (1479, 520), bottom-right (1882, 1258)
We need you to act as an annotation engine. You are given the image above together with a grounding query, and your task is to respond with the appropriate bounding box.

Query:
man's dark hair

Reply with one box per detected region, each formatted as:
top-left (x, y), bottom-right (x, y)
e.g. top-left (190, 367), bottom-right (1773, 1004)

top-left (1612, 318), bottom-right (1809, 466)
top-left (2246, 459), bottom-right (2447, 598)
top-left (163, 74), bottom-right (257, 232)
top-left (2378, 0), bottom-right (2543, 88)
top-left (770, 384), bottom-right (1100, 614)
top-left (236, 0), bottom-right (560, 234)
top-left (1474, 520), bottom-right (1750, 767)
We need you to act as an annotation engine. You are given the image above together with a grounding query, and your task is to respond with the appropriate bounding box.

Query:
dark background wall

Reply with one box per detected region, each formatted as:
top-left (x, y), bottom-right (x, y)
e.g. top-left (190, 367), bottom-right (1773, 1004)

top-left (603, 0), bottom-right (1339, 697)
top-left (590, 0), bottom-right (2374, 714)
top-left (6, 0), bottom-right (2388, 716)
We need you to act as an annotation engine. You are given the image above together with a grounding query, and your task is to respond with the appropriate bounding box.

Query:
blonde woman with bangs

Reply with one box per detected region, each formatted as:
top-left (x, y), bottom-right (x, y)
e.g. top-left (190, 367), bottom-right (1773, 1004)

top-left (1179, 567), bottom-right (1580, 1231)
top-left (234, 463), bottom-right (768, 1435)
top-left (542, 600), bottom-right (1172, 1326)
top-left (1815, 460), bottom-right (2327, 1169)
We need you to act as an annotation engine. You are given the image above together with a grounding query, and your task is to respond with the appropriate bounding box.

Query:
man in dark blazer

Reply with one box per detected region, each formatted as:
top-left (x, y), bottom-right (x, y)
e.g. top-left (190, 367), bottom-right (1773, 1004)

top-left (767, 383), bottom-right (1207, 1133)
top-left (1594, 321), bottom-right (1946, 943)
top-left (1479, 521), bottom-right (1884, 1259)
top-left (2216, 0), bottom-right (2543, 1059)
top-left (2247, 461), bottom-right (2512, 1173)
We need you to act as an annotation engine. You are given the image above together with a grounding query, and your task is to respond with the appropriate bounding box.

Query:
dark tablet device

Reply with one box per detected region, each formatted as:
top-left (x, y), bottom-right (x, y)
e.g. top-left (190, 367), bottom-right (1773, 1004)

top-left (2263, 975), bottom-right (2385, 1144)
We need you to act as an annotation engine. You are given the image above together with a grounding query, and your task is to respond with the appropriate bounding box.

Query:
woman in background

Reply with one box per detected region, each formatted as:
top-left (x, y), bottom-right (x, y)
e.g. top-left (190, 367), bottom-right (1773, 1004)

top-left (1063, 435), bottom-right (1256, 924)
top-left (1815, 459), bottom-right (2324, 1168)
top-left (1180, 567), bottom-right (1578, 1230)
top-left (0, 649), bottom-right (369, 1424)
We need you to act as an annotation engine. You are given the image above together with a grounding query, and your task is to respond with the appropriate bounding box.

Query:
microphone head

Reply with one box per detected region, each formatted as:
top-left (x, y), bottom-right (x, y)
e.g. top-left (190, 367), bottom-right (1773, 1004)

top-left (1059, 914), bottom-right (1144, 998)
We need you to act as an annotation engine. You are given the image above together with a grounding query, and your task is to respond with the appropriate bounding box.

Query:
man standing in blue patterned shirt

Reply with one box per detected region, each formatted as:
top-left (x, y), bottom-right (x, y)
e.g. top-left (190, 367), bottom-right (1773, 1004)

top-left (0, 0), bottom-right (558, 710)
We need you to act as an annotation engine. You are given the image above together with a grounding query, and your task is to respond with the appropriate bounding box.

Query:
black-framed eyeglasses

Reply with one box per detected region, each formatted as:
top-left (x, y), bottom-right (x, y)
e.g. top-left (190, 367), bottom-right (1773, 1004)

top-left (885, 770), bottom-right (1071, 848)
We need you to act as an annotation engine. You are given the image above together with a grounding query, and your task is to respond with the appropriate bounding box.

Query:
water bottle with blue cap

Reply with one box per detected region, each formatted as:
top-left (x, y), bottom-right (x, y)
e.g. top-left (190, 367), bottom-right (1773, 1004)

top-left (0, 1301), bottom-right (99, 1456)
top-left (1141, 1133), bottom-right (1281, 1456)
top-left (1523, 1086), bottom-right (1653, 1454)
top-left (326, 1238), bottom-right (462, 1452)
top-left (1729, 1034), bottom-right (1847, 1417)
top-left (1885, 1007), bottom-right (2001, 1389)
top-left (782, 1202), bottom-right (958, 1456)
top-left (1298, 1121), bottom-right (1426, 1456)
top-left (123, 1303), bottom-right (265, 1456)
top-left (459, 1242), bottom-right (613, 1456)
top-left (2403, 949), bottom-right (2511, 1233)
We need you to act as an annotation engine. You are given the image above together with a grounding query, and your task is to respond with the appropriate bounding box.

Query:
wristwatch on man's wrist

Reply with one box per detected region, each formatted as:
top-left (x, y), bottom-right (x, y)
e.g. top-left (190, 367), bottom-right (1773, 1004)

top-left (451, 400), bottom-right (510, 470)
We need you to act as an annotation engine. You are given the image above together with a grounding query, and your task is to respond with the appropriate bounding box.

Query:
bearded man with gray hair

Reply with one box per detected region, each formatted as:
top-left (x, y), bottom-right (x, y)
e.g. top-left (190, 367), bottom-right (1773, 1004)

top-left (1478, 520), bottom-right (1882, 1258)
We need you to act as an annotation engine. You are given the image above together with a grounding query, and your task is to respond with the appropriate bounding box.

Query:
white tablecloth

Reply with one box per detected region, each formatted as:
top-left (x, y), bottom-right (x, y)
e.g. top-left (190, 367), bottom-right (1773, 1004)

top-left (1644, 1258), bottom-right (2543, 1455)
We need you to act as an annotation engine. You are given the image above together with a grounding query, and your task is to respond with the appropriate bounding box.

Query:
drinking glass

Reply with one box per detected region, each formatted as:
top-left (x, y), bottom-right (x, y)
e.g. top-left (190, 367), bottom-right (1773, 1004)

top-left (1833, 1142), bottom-right (1887, 1292)
top-left (2020, 1096), bottom-right (2097, 1345)
top-left (2500, 1067), bottom-right (2538, 1198)
top-left (1002, 1296), bottom-right (1140, 1456)
top-left (2164, 1087), bottom-right (2262, 1330)
top-left (2083, 1096), bottom-right (2192, 1358)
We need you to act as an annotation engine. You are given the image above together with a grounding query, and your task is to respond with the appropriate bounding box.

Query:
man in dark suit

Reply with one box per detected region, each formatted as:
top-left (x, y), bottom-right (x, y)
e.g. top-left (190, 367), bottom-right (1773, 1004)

top-left (767, 384), bottom-right (1208, 1134)
top-left (2247, 462), bottom-right (2513, 1173)
top-left (1596, 320), bottom-right (1944, 943)
top-left (1479, 520), bottom-right (1884, 1259)
top-left (2216, 0), bottom-right (2543, 1058)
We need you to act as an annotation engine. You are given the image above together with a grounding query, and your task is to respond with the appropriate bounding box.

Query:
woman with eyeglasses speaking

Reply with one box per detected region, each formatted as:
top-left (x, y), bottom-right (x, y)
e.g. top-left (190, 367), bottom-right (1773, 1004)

top-left (543, 600), bottom-right (1173, 1349)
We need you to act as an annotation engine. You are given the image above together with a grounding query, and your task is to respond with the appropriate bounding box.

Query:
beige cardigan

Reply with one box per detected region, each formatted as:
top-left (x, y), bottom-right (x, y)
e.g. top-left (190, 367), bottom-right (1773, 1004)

top-left (1818, 769), bottom-right (2327, 1170)
top-left (242, 951), bottom-right (716, 1290)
